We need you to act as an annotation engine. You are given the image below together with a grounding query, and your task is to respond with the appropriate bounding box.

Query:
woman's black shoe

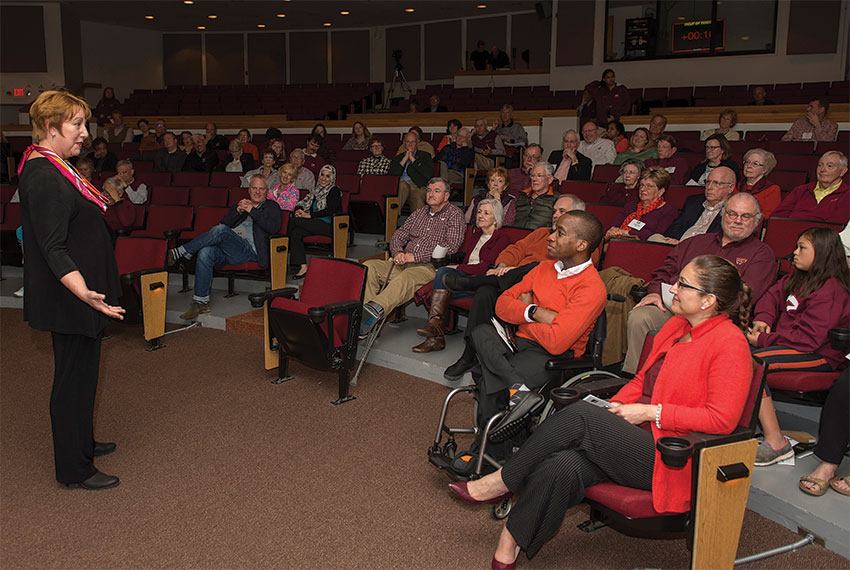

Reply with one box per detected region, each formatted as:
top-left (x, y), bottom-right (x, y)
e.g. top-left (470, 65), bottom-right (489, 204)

top-left (65, 471), bottom-right (119, 491)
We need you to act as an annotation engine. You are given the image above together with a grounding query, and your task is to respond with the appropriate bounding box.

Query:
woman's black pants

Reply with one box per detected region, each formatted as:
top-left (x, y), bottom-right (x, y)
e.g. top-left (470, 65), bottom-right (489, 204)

top-left (50, 332), bottom-right (102, 484)
top-left (288, 217), bottom-right (332, 265)
top-left (814, 369), bottom-right (849, 465)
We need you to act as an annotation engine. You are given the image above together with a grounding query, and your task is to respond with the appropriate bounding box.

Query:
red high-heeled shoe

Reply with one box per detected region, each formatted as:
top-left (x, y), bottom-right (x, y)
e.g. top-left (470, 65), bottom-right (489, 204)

top-left (448, 481), bottom-right (512, 505)
top-left (491, 556), bottom-right (516, 570)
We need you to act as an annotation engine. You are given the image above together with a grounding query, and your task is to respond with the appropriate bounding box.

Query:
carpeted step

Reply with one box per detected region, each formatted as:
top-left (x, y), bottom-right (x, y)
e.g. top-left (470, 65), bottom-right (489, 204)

top-left (225, 308), bottom-right (264, 338)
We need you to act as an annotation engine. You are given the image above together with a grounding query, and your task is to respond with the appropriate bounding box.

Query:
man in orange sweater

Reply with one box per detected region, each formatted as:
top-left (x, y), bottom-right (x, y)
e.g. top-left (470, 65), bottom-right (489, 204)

top-left (450, 210), bottom-right (607, 475)
top-left (444, 193), bottom-right (585, 381)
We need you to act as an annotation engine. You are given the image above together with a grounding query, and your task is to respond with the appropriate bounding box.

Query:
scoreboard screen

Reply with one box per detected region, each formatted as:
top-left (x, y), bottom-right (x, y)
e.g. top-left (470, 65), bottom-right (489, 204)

top-left (672, 19), bottom-right (726, 53)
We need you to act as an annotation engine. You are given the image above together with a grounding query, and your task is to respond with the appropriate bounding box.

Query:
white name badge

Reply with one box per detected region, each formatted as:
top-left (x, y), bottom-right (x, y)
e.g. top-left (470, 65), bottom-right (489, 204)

top-left (665, 166), bottom-right (676, 173)
top-left (801, 132), bottom-right (813, 140)
top-left (628, 219), bottom-right (646, 231)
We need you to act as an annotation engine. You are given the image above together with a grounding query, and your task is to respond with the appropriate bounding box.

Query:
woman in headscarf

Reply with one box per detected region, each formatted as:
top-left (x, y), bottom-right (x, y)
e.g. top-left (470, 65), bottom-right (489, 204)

top-left (288, 164), bottom-right (343, 279)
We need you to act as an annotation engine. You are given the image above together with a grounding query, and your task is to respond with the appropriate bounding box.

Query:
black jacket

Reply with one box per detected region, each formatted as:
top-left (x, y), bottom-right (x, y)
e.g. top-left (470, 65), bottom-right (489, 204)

top-left (220, 199), bottom-right (282, 267)
top-left (664, 193), bottom-right (723, 240)
top-left (183, 148), bottom-right (220, 172)
top-left (546, 150), bottom-right (593, 181)
top-left (216, 152), bottom-right (256, 173)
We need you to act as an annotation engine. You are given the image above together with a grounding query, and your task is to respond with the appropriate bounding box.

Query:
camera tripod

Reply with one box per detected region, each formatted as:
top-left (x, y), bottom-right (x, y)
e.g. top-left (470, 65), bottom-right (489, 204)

top-left (384, 62), bottom-right (412, 110)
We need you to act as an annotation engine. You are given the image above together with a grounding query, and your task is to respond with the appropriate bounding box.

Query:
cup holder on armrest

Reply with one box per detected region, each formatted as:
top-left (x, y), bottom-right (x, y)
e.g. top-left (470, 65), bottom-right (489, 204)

top-left (549, 387), bottom-right (582, 410)
top-left (657, 436), bottom-right (694, 468)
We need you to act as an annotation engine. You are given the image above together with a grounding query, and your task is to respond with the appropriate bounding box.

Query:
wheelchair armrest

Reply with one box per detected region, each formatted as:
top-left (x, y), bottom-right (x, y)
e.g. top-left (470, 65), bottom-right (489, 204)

top-left (630, 285), bottom-right (648, 304)
top-left (248, 286), bottom-right (299, 308)
top-left (657, 427), bottom-right (755, 468)
top-left (544, 352), bottom-right (579, 370)
top-left (307, 299), bottom-right (360, 323)
top-left (829, 327), bottom-right (850, 350)
top-left (549, 376), bottom-right (629, 410)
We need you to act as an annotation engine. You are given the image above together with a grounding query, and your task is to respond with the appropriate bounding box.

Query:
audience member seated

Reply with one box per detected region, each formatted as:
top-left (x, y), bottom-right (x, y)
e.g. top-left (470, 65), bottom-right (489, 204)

top-left (357, 136), bottom-right (391, 176)
top-left (605, 166), bottom-right (678, 241)
top-left (436, 119), bottom-right (463, 152)
top-left (237, 129), bottom-right (259, 161)
top-left (493, 104), bottom-right (528, 169)
top-left (740, 148), bottom-right (781, 218)
top-left (74, 135), bottom-right (93, 161)
top-left (799, 369), bottom-right (849, 496)
top-left (75, 157), bottom-right (94, 182)
top-left (613, 127), bottom-right (657, 165)
top-left (426, 95), bottom-right (448, 113)
top-left (450, 211), bottom-right (607, 475)
top-left (466, 166), bottom-right (517, 227)
top-left (601, 159), bottom-right (644, 206)
top-left (782, 98), bottom-right (838, 142)
top-left (116, 159), bottom-right (148, 205)
top-left (136, 119), bottom-right (160, 152)
top-left (359, 178), bottom-right (465, 337)
top-left (603, 120), bottom-right (630, 153)
top-left (748, 228), bottom-right (850, 466)
top-left (94, 87), bottom-right (120, 126)
top-left (488, 44), bottom-right (510, 69)
top-left (408, 101), bottom-right (419, 113)
top-left (288, 165), bottom-right (344, 280)
top-left (577, 86), bottom-right (597, 127)
top-left (469, 40), bottom-right (489, 71)
top-left (287, 148), bottom-right (315, 191)
top-left (644, 134), bottom-right (691, 186)
top-left (204, 122), bottom-right (229, 151)
top-left (183, 134), bottom-right (220, 173)
top-left (217, 139), bottom-right (255, 173)
top-left (772, 151), bottom-right (848, 224)
top-left (267, 163), bottom-right (300, 211)
top-left (509, 143), bottom-right (543, 192)
top-left (515, 162), bottom-right (559, 230)
top-left (701, 108), bottom-right (741, 141)
top-left (101, 176), bottom-right (135, 235)
top-left (748, 86), bottom-right (775, 106)
top-left (395, 126), bottom-right (436, 158)
top-left (342, 121), bottom-right (371, 150)
top-left (654, 166), bottom-right (737, 245)
top-left (436, 127), bottom-right (475, 185)
top-left (451, 255), bottom-right (753, 567)
top-left (179, 131), bottom-right (194, 154)
top-left (167, 175), bottom-right (281, 320)
top-left (443, 194), bottom-right (584, 380)
top-left (471, 118), bottom-right (505, 170)
top-left (269, 138), bottom-right (286, 169)
top-left (310, 124), bottom-right (335, 163)
top-left (241, 148), bottom-right (280, 188)
top-left (153, 118), bottom-right (167, 145)
top-left (584, 68), bottom-right (630, 126)
top-left (91, 137), bottom-right (118, 174)
top-left (413, 198), bottom-right (511, 353)
top-left (153, 132), bottom-right (187, 173)
top-left (301, 135), bottom-right (327, 175)
top-left (579, 121), bottom-right (616, 168)
top-left (686, 134), bottom-right (739, 185)
top-left (103, 110), bottom-right (133, 144)
top-left (547, 130), bottom-right (592, 182)
top-left (622, 192), bottom-right (775, 374)
top-left (648, 113), bottom-right (667, 145)
top-left (389, 131), bottom-right (434, 213)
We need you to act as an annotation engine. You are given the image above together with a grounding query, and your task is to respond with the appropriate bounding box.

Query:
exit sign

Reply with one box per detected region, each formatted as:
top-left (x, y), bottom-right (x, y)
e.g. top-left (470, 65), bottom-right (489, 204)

top-left (13, 88), bottom-right (24, 96)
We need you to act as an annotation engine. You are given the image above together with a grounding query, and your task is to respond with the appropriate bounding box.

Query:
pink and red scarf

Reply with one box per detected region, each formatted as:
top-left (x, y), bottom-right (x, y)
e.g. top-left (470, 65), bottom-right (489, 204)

top-left (18, 145), bottom-right (110, 213)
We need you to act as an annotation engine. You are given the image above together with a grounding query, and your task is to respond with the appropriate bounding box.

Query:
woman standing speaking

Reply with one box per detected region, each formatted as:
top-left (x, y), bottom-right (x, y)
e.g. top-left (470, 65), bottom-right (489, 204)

top-left (19, 90), bottom-right (125, 490)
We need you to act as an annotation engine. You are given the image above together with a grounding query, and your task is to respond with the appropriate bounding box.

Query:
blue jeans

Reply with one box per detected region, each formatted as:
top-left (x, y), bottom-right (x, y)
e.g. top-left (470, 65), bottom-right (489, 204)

top-left (433, 266), bottom-right (473, 300)
top-left (183, 224), bottom-right (257, 302)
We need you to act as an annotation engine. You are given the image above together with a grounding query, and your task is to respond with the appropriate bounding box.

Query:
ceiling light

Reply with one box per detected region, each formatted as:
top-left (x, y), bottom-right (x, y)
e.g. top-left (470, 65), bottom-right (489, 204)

top-left (323, 22), bottom-right (332, 26)
top-left (257, 24), bottom-right (266, 28)
top-left (207, 14), bottom-right (217, 19)
top-left (276, 13), bottom-right (286, 18)
top-left (477, 4), bottom-right (487, 8)
top-left (184, 1), bottom-right (194, 4)
top-left (340, 11), bottom-right (350, 15)
top-left (144, 15), bottom-right (154, 19)
top-left (196, 26), bottom-right (206, 30)
top-left (741, 36), bottom-right (750, 40)
top-left (405, 8), bottom-right (415, 12)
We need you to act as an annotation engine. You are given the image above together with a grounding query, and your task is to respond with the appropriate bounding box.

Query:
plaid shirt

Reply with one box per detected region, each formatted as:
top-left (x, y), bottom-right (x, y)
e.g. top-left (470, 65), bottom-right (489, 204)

top-left (357, 155), bottom-right (391, 176)
top-left (390, 201), bottom-right (465, 264)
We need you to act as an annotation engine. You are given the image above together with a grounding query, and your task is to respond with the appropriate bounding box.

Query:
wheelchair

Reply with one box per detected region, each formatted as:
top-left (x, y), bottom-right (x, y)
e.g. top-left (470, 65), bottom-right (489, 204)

top-left (427, 296), bottom-right (624, 519)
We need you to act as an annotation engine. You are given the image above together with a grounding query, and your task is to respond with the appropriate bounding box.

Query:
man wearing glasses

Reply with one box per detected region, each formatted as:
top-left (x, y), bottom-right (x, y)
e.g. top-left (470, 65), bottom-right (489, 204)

top-left (654, 166), bottom-right (737, 245)
top-left (621, 192), bottom-right (777, 374)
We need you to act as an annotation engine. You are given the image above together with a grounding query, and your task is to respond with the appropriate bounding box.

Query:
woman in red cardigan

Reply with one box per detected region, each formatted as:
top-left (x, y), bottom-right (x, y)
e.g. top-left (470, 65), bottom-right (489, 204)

top-left (448, 255), bottom-right (754, 568)
top-left (412, 198), bottom-right (510, 353)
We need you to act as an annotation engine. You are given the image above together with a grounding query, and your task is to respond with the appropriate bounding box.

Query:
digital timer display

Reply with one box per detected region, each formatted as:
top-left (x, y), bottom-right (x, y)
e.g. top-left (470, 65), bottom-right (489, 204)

top-left (13, 88), bottom-right (24, 97)
top-left (672, 19), bottom-right (726, 53)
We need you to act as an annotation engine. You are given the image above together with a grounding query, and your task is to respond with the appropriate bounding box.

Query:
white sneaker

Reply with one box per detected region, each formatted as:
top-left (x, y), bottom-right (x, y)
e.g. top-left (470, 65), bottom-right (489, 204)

top-left (12, 286), bottom-right (23, 298)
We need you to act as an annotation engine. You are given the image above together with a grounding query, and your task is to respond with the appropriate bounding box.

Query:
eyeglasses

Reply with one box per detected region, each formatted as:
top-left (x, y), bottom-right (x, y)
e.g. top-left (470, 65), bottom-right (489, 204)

top-left (706, 180), bottom-right (734, 188)
top-left (676, 279), bottom-right (710, 294)
top-left (724, 209), bottom-right (757, 221)
top-left (743, 159), bottom-right (764, 167)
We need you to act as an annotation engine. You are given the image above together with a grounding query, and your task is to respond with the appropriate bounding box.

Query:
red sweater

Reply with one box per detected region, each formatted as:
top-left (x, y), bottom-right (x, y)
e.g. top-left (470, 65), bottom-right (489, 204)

top-left (771, 181), bottom-right (849, 224)
top-left (612, 315), bottom-right (752, 514)
top-left (496, 259), bottom-right (607, 356)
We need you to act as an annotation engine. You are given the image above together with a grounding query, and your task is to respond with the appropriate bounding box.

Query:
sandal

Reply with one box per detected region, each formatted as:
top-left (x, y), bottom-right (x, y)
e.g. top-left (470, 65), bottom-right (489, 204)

top-left (829, 476), bottom-right (850, 496)
top-left (799, 475), bottom-right (829, 496)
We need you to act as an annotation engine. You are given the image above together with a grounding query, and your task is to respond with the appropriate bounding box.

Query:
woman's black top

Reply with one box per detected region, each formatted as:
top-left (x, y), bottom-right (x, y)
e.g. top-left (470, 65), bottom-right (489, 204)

top-left (19, 158), bottom-right (120, 338)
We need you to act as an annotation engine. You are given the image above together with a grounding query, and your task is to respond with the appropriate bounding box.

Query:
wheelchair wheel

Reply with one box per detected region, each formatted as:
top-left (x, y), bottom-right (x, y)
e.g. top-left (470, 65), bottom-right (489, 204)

top-left (537, 370), bottom-right (622, 426)
top-left (490, 497), bottom-right (513, 520)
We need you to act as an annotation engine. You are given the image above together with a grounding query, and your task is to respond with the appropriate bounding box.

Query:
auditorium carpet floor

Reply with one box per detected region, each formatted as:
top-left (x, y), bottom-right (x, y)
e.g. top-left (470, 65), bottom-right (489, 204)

top-left (1, 308), bottom-right (847, 569)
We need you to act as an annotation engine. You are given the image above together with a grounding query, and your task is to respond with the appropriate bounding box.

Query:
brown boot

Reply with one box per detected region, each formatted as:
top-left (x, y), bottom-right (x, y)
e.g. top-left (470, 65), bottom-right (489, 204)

top-left (412, 335), bottom-right (446, 353)
top-left (416, 289), bottom-right (450, 337)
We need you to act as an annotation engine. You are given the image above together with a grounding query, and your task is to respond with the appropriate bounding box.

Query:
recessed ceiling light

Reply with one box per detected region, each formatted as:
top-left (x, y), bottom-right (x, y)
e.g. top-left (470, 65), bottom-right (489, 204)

top-left (405, 8), bottom-right (415, 12)
top-left (257, 24), bottom-right (266, 28)
top-left (340, 11), bottom-right (350, 15)
top-left (207, 14), bottom-right (217, 19)
top-left (677, 16), bottom-right (686, 20)
top-left (477, 4), bottom-right (487, 8)
top-left (196, 25), bottom-right (206, 30)
top-left (741, 35), bottom-right (750, 40)
top-left (184, 0), bottom-right (194, 4)
top-left (276, 13), bottom-right (286, 18)
top-left (144, 15), bottom-right (154, 19)
top-left (323, 22), bottom-right (332, 26)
